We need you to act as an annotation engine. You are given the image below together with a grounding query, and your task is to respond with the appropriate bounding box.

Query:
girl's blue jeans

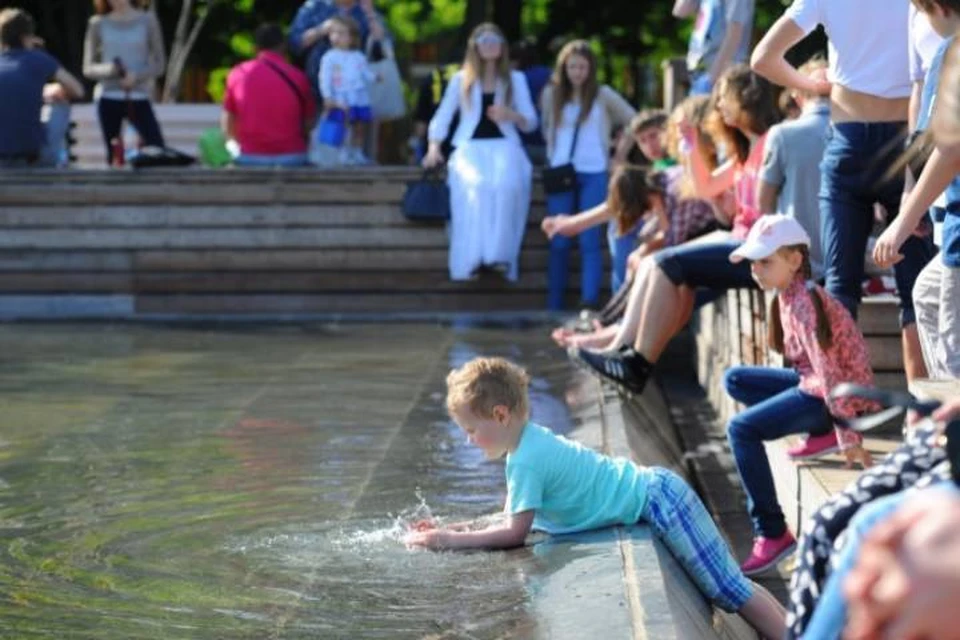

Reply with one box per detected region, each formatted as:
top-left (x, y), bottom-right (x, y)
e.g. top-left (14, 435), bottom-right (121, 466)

top-left (546, 171), bottom-right (608, 310)
top-left (724, 366), bottom-right (833, 539)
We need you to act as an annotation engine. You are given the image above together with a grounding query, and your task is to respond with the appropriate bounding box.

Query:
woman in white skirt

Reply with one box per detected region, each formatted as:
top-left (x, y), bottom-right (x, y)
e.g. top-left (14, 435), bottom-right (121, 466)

top-left (423, 22), bottom-right (538, 281)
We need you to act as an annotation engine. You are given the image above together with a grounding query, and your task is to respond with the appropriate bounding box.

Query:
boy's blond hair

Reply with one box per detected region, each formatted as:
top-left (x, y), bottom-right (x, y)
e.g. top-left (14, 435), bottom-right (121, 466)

top-left (445, 357), bottom-right (530, 421)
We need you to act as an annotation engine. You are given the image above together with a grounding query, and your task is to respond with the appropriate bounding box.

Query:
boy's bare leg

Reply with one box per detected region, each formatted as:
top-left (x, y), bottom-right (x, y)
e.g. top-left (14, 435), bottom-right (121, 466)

top-left (738, 582), bottom-right (787, 640)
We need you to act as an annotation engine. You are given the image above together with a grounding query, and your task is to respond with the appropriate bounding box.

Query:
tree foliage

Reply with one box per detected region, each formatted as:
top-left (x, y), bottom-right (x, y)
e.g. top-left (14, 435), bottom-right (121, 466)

top-left (4, 0), bottom-right (821, 104)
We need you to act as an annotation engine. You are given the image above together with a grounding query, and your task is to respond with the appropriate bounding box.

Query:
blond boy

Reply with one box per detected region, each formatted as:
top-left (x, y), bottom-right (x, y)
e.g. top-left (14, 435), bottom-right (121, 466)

top-left (405, 356), bottom-right (787, 639)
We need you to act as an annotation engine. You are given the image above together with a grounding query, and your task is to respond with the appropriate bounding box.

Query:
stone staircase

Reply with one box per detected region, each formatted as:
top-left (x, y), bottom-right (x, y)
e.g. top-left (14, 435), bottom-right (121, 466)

top-left (0, 167), bottom-right (610, 319)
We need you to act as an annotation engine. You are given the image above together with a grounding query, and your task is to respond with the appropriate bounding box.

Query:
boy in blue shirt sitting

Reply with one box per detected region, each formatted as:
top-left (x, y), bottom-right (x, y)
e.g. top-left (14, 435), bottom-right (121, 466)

top-left (405, 356), bottom-right (786, 638)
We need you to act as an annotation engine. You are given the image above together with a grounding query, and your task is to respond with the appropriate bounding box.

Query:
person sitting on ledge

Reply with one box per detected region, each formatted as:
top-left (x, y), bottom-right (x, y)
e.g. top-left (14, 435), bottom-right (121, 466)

top-left (404, 356), bottom-right (788, 640)
top-left (0, 8), bottom-right (84, 169)
top-left (222, 23), bottom-right (317, 167)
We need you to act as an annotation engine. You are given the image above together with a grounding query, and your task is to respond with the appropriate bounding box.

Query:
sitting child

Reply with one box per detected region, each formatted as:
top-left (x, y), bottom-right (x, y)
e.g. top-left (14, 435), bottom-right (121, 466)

top-left (404, 356), bottom-right (786, 639)
top-left (543, 163), bottom-right (716, 350)
top-left (722, 215), bottom-right (875, 576)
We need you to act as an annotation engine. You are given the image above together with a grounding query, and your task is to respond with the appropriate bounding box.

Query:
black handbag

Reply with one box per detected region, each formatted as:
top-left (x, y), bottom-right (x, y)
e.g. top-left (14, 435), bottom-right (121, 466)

top-left (541, 110), bottom-right (582, 195)
top-left (402, 169), bottom-right (450, 221)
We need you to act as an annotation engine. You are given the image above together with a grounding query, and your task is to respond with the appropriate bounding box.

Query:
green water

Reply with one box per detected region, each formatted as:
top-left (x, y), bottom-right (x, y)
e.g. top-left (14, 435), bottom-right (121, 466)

top-left (0, 323), bottom-right (595, 639)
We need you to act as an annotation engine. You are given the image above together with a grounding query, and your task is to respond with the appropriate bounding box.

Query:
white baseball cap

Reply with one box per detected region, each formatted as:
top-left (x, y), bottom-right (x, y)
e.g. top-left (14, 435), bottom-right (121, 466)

top-left (729, 214), bottom-right (811, 263)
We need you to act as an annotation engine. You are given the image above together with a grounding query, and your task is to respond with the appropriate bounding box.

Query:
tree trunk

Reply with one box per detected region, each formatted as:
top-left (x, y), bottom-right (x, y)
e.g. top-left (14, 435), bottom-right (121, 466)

top-left (463, 0), bottom-right (488, 38)
top-left (492, 0), bottom-right (521, 43)
top-left (161, 0), bottom-right (216, 102)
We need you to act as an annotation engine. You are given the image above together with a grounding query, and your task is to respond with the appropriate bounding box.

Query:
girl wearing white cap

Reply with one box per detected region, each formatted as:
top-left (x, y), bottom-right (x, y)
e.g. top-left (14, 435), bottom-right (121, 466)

top-left (722, 214), bottom-right (875, 577)
top-left (423, 23), bottom-right (538, 282)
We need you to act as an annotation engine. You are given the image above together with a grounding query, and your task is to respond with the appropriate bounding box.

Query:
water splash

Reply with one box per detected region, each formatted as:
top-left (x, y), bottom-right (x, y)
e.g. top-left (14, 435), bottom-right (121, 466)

top-left (335, 488), bottom-right (437, 548)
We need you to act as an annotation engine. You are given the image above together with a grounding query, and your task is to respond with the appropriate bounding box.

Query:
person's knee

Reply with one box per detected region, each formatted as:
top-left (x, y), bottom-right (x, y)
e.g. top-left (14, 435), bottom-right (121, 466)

top-left (726, 415), bottom-right (754, 443)
top-left (723, 367), bottom-right (747, 397)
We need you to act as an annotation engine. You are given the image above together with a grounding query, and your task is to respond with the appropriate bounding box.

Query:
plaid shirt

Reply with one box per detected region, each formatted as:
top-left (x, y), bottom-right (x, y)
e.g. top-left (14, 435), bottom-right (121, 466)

top-left (661, 166), bottom-right (718, 247)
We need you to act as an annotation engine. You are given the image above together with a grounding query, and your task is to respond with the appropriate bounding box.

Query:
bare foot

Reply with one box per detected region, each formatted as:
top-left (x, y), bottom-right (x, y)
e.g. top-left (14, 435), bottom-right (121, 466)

top-left (567, 332), bottom-right (618, 350)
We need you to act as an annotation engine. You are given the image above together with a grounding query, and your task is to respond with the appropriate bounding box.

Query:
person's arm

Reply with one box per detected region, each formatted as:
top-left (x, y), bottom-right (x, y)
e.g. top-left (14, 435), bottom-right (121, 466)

top-left (542, 202), bottom-right (614, 237)
top-left (751, 14), bottom-right (828, 95)
top-left (82, 18), bottom-right (116, 81)
top-left (757, 127), bottom-right (784, 214)
top-left (641, 204), bottom-right (671, 252)
top-left (406, 511), bottom-right (534, 550)
top-left (600, 85), bottom-right (637, 129)
top-left (758, 180), bottom-right (780, 215)
top-left (682, 125), bottom-right (736, 198)
top-left (874, 147), bottom-right (960, 267)
top-left (319, 54), bottom-right (336, 109)
top-left (221, 109), bottom-right (236, 140)
top-left (53, 67), bottom-right (85, 100)
top-left (141, 12), bottom-right (166, 82)
top-left (289, 4), bottom-right (325, 56)
top-left (904, 80), bottom-right (924, 196)
top-left (707, 21), bottom-right (744, 85)
top-left (506, 71), bottom-right (538, 133)
top-left (673, 0), bottom-right (699, 19)
top-left (427, 73), bottom-right (461, 142)
top-left (844, 491), bottom-right (960, 640)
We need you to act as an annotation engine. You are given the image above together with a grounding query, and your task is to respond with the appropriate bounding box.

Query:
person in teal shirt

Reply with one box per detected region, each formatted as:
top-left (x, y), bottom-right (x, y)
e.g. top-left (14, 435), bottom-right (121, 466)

top-left (404, 356), bottom-right (786, 639)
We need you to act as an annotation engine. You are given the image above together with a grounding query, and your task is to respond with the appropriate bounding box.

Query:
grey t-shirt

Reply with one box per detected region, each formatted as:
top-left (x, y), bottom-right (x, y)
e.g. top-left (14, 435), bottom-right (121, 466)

top-left (686, 0), bottom-right (756, 73)
top-left (83, 11), bottom-right (165, 101)
top-left (759, 101), bottom-right (830, 279)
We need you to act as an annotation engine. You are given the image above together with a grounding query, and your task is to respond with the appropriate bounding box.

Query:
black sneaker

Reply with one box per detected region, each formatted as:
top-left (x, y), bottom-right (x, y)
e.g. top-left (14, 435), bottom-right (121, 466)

top-left (574, 347), bottom-right (651, 395)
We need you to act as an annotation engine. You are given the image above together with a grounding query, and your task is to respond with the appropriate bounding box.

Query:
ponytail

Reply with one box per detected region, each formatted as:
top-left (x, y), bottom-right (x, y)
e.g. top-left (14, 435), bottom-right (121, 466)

top-left (767, 245), bottom-right (833, 354)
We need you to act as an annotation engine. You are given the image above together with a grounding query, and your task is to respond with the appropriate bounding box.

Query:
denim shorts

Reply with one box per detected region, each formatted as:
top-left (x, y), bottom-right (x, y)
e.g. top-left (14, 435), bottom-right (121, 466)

top-left (349, 105), bottom-right (373, 123)
top-left (655, 239), bottom-right (755, 290)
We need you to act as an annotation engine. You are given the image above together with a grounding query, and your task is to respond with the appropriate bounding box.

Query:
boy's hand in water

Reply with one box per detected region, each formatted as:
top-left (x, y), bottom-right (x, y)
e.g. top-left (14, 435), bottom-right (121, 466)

top-left (403, 528), bottom-right (446, 550)
top-left (408, 518), bottom-right (437, 532)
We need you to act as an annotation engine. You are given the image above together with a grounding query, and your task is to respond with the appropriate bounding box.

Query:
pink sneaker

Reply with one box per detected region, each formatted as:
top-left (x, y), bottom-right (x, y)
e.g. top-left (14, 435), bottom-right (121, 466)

top-left (787, 431), bottom-right (841, 460)
top-left (741, 532), bottom-right (797, 576)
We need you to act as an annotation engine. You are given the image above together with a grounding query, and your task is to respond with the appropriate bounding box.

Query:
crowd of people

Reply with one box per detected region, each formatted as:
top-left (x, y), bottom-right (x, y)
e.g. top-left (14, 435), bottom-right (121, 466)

top-left (2, 0), bottom-right (960, 636)
top-left (411, 1), bottom-right (960, 639)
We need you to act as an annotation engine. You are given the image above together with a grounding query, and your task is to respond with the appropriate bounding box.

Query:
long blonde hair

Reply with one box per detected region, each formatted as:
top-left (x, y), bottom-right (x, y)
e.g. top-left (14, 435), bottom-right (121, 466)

top-left (461, 23), bottom-right (513, 109)
top-left (548, 40), bottom-right (599, 141)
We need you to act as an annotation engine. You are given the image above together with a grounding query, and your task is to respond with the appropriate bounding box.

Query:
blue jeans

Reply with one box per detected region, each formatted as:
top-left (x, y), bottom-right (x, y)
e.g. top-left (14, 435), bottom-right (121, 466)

top-left (724, 366), bottom-right (833, 538)
top-left (608, 222), bottom-right (638, 293)
top-left (97, 98), bottom-right (165, 165)
top-left (0, 103), bottom-right (71, 169)
top-left (234, 152), bottom-right (310, 167)
top-left (801, 482), bottom-right (960, 640)
top-left (820, 122), bottom-right (937, 326)
top-left (547, 171), bottom-right (607, 309)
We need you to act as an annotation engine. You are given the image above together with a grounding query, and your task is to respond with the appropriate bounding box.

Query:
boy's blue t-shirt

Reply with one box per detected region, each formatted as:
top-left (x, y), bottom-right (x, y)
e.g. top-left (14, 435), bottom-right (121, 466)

top-left (0, 49), bottom-right (60, 156)
top-left (504, 422), bottom-right (652, 535)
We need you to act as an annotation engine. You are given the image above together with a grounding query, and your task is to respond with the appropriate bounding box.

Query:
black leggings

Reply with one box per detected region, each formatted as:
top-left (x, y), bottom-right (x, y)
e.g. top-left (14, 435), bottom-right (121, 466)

top-left (97, 98), bottom-right (165, 164)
